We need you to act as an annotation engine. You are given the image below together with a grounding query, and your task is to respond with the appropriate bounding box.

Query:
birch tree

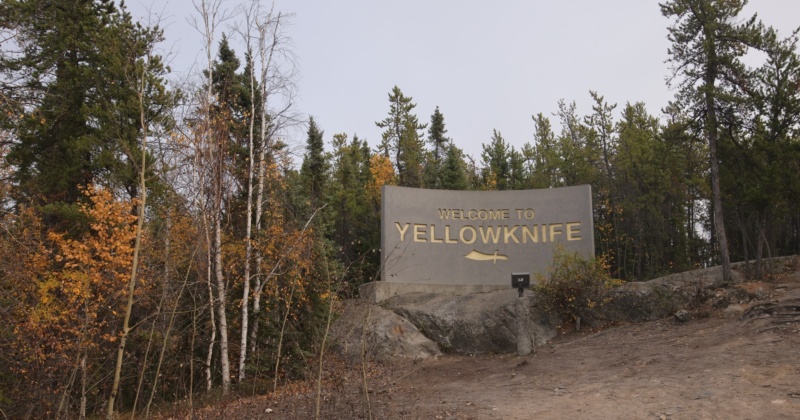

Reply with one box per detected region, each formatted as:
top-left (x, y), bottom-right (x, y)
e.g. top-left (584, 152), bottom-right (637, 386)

top-left (246, 3), bottom-right (300, 361)
top-left (190, 0), bottom-right (234, 394)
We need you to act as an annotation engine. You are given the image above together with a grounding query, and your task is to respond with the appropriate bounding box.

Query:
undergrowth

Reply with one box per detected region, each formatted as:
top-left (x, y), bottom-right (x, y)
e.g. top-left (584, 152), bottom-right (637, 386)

top-left (534, 247), bottom-right (623, 330)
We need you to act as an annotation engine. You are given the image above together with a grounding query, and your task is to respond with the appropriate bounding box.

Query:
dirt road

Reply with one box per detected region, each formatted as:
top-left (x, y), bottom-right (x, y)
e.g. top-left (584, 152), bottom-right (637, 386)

top-left (186, 268), bottom-right (800, 419)
top-left (381, 315), bottom-right (799, 419)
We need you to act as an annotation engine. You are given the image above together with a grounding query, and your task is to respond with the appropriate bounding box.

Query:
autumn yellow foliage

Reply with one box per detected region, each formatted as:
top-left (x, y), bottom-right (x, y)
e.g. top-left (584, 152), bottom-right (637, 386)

top-left (3, 185), bottom-right (139, 414)
top-left (367, 154), bottom-right (395, 205)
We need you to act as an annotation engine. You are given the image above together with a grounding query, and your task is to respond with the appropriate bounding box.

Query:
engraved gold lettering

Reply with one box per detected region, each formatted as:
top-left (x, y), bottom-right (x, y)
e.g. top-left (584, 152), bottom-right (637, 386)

top-left (479, 226), bottom-right (502, 244)
top-left (398, 219), bottom-right (579, 245)
top-left (468, 209), bottom-right (478, 220)
top-left (503, 225), bottom-right (520, 244)
top-left (395, 222), bottom-right (410, 241)
top-left (459, 226), bottom-right (477, 244)
top-left (430, 225), bottom-right (444, 243)
top-left (522, 225), bottom-right (538, 243)
top-left (413, 224), bottom-right (426, 242)
top-left (549, 223), bottom-right (563, 242)
top-left (488, 209), bottom-right (509, 220)
top-left (444, 225), bottom-right (458, 243)
top-left (566, 222), bottom-right (581, 241)
top-left (524, 208), bottom-right (535, 219)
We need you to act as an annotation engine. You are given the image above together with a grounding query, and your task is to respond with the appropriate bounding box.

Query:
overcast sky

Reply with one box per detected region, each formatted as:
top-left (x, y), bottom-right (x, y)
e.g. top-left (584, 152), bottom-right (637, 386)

top-left (129, 0), bottom-right (800, 161)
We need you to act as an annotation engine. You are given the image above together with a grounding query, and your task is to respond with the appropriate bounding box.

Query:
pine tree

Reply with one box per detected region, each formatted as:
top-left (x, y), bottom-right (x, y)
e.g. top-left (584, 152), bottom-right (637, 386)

top-left (328, 133), bottom-right (379, 286)
top-left (424, 106), bottom-right (449, 188)
top-left (615, 102), bottom-right (688, 279)
top-left (662, 103), bottom-right (712, 269)
top-left (481, 130), bottom-right (510, 190)
top-left (661, 0), bottom-right (760, 282)
top-left (440, 143), bottom-right (469, 190)
top-left (375, 86), bottom-right (427, 187)
top-left (530, 113), bottom-right (562, 188)
top-left (208, 34), bottom-right (252, 202)
top-left (728, 25), bottom-right (800, 277)
top-left (584, 92), bottom-right (620, 275)
top-left (555, 99), bottom-right (600, 188)
top-left (300, 117), bottom-right (327, 209)
top-left (428, 106), bottom-right (448, 163)
top-left (1, 0), bottom-right (172, 227)
top-left (507, 146), bottom-right (526, 190)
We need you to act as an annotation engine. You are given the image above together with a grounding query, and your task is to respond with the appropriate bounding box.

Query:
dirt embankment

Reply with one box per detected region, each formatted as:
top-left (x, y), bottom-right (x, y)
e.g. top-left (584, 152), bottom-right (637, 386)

top-left (167, 259), bottom-right (800, 419)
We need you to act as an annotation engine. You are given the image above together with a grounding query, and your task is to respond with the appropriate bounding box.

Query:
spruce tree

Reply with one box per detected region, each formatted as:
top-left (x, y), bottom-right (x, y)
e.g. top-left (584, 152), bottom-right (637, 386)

top-left (375, 86), bottom-right (427, 187)
top-left (440, 143), bottom-right (469, 190)
top-left (507, 147), bottom-right (526, 190)
top-left (530, 113), bottom-right (562, 188)
top-left (1, 0), bottom-right (172, 226)
top-left (300, 117), bottom-right (327, 209)
top-left (729, 26), bottom-right (800, 276)
top-left (481, 130), bottom-right (510, 190)
top-left (424, 106), bottom-right (449, 188)
top-left (209, 34), bottom-right (251, 191)
top-left (428, 107), bottom-right (448, 163)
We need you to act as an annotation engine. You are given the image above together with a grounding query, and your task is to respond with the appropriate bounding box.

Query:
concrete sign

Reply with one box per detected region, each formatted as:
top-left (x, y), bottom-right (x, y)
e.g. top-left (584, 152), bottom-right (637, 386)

top-left (381, 185), bottom-right (594, 286)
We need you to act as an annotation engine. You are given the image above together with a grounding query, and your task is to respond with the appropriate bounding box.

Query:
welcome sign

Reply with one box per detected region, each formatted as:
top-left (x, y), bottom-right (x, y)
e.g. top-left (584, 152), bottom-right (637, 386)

top-left (381, 185), bottom-right (594, 286)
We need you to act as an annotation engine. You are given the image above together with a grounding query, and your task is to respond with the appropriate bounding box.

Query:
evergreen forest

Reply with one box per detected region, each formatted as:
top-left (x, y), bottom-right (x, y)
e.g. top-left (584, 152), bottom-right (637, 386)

top-left (0, 0), bottom-right (798, 417)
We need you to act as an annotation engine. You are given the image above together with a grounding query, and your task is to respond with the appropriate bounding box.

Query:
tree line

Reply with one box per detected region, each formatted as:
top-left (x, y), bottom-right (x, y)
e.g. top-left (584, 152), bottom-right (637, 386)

top-left (0, 0), bottom-right (798, 417)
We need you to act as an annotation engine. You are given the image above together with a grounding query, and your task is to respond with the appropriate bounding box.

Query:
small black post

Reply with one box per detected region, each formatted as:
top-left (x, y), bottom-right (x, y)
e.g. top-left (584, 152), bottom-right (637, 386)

top-left (512, 272), bottom-right (532, 356)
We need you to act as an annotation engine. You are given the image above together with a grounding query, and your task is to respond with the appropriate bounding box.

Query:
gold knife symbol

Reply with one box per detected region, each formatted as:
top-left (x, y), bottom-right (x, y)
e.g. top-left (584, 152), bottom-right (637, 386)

top-left (464, 250), bottom-right (509, 264)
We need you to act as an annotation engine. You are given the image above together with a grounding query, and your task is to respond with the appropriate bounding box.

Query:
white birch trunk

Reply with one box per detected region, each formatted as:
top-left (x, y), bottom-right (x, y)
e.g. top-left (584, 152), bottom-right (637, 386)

top-left (213, 138), bottom-right (231, 393)
top-left (238, 2), bottom-right (260, 381)
top-left (249, 7), bottom-right (280, 354)
top-left (191, 0), bottom-right (233, 394)
top-left (204, 237), bottom-right (216, 392)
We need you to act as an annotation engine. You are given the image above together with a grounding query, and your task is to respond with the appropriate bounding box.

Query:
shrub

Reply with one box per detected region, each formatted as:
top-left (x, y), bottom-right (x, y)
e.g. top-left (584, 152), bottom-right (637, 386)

top-left (534, 247), bottom-right (622, 330)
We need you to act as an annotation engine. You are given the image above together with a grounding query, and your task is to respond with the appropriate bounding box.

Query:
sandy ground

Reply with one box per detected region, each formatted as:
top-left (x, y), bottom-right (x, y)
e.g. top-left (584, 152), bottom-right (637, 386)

top-left (174, 267), bottom-right (800, 420)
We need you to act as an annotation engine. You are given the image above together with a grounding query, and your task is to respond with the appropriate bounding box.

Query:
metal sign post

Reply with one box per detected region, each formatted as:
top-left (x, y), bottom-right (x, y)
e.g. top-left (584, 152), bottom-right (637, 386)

top-left (512, 272), bottom-right (532, 355)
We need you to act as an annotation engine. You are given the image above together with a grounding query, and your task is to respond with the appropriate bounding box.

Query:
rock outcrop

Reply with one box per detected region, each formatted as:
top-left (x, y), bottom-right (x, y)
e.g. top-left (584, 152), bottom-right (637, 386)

top-left (329, 257), bottom-right (800, 362)
top-left (328, 300), bottom-right (441, 362)
top-left (383, 289), bottom-right (558, 355)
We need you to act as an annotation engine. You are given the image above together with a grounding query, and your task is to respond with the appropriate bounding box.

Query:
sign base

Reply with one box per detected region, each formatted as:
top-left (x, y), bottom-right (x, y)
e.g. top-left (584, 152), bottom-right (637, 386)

top-left (360, 281), bottom-right (510, 303)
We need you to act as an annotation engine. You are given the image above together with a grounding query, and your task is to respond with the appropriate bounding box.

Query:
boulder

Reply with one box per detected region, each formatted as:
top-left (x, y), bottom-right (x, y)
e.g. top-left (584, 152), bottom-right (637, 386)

top-left (606, 265), bottom-right (748, 323)
top-left (383, 289), bottom-right (558, 355)
top-left (328, 300), bottom-right (441, 363)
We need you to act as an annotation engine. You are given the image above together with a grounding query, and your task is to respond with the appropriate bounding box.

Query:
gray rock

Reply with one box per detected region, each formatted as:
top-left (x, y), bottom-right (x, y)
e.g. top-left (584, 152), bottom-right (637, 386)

top-left (329, 300), bottom-right (441, 363)
top-left (332, 257), bottom-right (800, 361)
top-left (674, 309), bottom-right (692, 323)
top-left (725, 287), bottom-right (750, 303)
top-left (723, 303), bottom-right (749, 318)
top-left (711, 295), bottom-right (731, 309)
top-left (383, 289), bottom-right (558, 355)
top-left (515, 297), bottom-right (533, 356)
top-left (606, 265), bottom-right (747, 323)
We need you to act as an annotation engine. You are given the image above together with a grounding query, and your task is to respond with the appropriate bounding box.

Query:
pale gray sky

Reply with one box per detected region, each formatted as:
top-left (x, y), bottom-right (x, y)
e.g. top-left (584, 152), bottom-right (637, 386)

top-left (129, 0), bottom-right (800, 161)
